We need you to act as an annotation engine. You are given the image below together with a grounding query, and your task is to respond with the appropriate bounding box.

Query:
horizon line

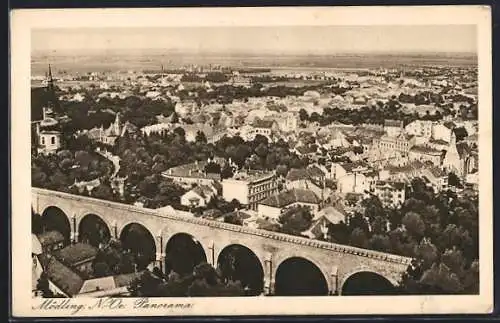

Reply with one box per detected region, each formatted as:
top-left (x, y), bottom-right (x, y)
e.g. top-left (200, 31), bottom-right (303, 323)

top-left (32, 47), bottom-right (478, 56)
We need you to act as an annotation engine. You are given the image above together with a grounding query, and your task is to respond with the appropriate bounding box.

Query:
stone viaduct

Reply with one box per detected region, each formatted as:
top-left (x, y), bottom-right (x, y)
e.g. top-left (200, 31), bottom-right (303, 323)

top-left (32, 188), bottom-right (412, 295)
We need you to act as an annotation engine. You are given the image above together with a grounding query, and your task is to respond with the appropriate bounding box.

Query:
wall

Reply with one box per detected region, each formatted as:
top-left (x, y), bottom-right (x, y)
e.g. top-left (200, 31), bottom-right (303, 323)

top-left (32, 188), bottom-right (412, 295)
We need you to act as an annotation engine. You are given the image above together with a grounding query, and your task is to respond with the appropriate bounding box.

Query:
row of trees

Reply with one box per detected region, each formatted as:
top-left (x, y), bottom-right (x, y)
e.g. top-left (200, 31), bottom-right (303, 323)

top-left (128, 262), bottom-right (245, 297)
top-left (325, 178), bottom-right (478, 294)
top-left (32, 148), bottom-right (113, 192)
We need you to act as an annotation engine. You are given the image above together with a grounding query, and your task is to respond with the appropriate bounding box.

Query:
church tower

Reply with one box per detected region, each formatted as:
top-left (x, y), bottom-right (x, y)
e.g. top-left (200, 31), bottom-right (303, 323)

top-left (113, 113), bottom-right (121, 135)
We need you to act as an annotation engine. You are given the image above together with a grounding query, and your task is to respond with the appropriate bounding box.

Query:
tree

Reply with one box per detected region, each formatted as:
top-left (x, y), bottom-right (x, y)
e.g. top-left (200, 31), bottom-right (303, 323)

top-left (402, 212), bottom-right (426, 239)
top-left (92, 182), bottom-right (115, 201)
top-left (204, 162), bottom-right (221, 174)
top-left (221, 164), bottom-right (234, 179)
top-left (453, 127), bottom-right (468, 142)
top-left (278, 206), bottom-right (314, 236)
top-left (195, 131), bottom-right (207, 144)
top-left (448, 172), bottom-right (461, 187)
top-left (368, 234), bottom-right (391, 252)
top-left (276, 164), bottom-right (289, 178)
top-left (93, 261), bottom-right (111, 278)
top-left (299, 108), bottom-right (309, 122)
top-left (224, 213), bottom-right (243, 226)
top-left (419, 263), bottom-right (464, 294)
top-left (350, 227), bottom-right (368, 248)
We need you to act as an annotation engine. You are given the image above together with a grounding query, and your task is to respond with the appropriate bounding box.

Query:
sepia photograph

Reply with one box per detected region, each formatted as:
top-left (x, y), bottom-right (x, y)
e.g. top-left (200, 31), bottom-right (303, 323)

top-left (11, 6), bottom-right (493, 317)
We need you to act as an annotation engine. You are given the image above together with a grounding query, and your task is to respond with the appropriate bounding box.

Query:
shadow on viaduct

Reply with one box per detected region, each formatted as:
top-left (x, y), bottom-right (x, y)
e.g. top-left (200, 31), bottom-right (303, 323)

top-left (32, 188), bottom-right (412, 295)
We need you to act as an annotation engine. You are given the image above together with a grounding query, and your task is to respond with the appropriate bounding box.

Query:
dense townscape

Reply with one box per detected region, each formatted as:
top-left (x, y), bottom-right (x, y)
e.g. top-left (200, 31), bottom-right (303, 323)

top-left (31, 58), bottom-right (479, 298)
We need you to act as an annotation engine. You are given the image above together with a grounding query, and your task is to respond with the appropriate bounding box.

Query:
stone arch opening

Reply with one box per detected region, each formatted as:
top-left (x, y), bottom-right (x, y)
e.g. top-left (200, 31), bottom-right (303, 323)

top-left (41, 206), bottom-right (71, 244)
top-left (217, 244), bottom-right (264, 296)
top-left (119, 223), bottom-right (156, 271)
top-left (78, 214), bottom-right (111, 248)
top-left (165, 233), bottom-right (207, 276)
top-left (341, 271), bottom-right (396, 295)
top-left (274, 257), bottom-right (329, 296)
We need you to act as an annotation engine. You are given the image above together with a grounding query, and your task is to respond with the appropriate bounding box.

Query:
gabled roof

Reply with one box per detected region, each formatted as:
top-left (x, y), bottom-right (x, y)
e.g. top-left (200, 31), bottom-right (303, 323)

top-left (286, 166), bottom-right (325, 181)
top-left (54, 243), bottom-right (98, 267)
top-left (315, 206), bottom-right (346, 224)
top-left (191, 185), bottom-right (214, 199)
top-left (252, 119), bottom-right (276, 129)
top-left (259, 189), bottom-right (320, 208)
top-left (38, 253), bottom-right (84, 297)
top-left (409, 145), bottom-right (443, 156)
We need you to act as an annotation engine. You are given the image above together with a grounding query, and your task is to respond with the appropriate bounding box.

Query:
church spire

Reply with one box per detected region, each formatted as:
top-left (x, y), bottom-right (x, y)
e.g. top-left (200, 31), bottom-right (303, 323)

top-left (47, 64), bottom-right (54, 91)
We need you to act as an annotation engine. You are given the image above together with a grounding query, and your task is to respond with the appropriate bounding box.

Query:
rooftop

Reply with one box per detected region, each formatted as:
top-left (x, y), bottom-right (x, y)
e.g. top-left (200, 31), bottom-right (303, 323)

top-left (228, 170), bottom-right (275, 183)
top-left (252, 119), bottom-right (276, 129)
top-left (314, 206), bottom-right (346, 224)
top-left (54, 243), bottom-right (98, 267)
top-left (384, 119), bottom-right (403, 128)
top-left (375, 180), bottom-right (406, 191)
top-left (38, 253), bottom-right (84, 297)
top-left (163, 158), bottom-right (224, 180)
top-left (410, 145), bottom-right (444, 156)
top-left (259, 188), bottom-right (320, 208)
top-left (286, 166), bottom-right (324, 182)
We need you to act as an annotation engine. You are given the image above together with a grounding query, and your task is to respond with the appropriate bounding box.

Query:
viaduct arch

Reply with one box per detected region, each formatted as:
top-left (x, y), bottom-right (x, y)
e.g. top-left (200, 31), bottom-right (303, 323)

top-left (32, 188), bottom-right (412, 295)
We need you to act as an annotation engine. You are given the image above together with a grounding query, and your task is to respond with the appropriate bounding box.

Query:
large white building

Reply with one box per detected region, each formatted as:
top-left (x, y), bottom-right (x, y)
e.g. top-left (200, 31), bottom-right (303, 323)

top-left (222, 170), bottom-right (278, 210)
top-left (405, 120), bottom-right (433, 139)
top-left (331, 162), bottom-right (378, 195)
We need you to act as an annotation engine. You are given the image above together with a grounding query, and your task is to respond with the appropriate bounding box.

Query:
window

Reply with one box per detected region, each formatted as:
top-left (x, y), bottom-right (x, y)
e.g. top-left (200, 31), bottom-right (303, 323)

top-left (41, 137), bottom-right (45, 145)
top-left (51, 136), bottom-right (56, 145)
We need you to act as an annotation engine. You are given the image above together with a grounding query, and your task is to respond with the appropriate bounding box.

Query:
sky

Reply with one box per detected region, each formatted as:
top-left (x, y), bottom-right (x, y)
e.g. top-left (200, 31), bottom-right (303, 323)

top-left (32, 25), bottom-right (477, 55)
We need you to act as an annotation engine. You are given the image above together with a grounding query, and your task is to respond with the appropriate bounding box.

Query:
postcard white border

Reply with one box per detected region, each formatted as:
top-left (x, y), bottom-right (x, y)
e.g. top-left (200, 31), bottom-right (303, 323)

top-left (11, 5), bottom-right (493, 317)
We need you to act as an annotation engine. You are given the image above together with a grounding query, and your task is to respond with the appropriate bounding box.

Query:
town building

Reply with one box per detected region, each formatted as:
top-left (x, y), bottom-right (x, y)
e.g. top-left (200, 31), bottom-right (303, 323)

top-left (432, 121), bottom-right (455, 143)
top-left (180, 185), bottom-right (217, 208)
top-left (285, 166), bottom-right (327, 199)
top-left (274, 112), bottom-right (299, 133)
top-left (331, 162), bottom-right (378, 194)
top-left (420, 166), bottom-right (448, 193)
top-left (37, 130), bottom-right (62, 155)
top-left (384, 119), bottom-right (404, 137)
top-left (162, 158), bottom-right (224, 189)
top-left (408, 145), bottom-right (444, 166)
top-left (36, 252), bottom-right (143, 297)
top-left (374, 133), bottom-right (416, 157)
top-left (86, 113), bottom-right (137, 146)
top-left (372, 181), bottom-right (406, 208)
top-left (305, 206), bottom-right (348, 240)
top-left (222, 170), bottom-right (278, 210)
top-left (257, 188), bottom-right (321, 220)
top-left (405, 120), bottom-right (433, 139)
top-left (443, 132), bottom-right (476, 178)
top-left (53, 243), bottom-right (98, 276)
